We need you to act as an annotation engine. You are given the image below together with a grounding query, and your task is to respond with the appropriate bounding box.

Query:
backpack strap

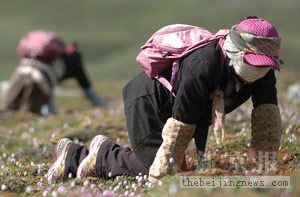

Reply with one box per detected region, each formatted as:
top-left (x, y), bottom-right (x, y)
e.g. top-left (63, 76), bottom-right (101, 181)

top-left (156, 76), bottom-right (176, 97)
top-left (170, 59), bottom-right (180, 92)
top-left (156, 59), bottom-right (180, 98)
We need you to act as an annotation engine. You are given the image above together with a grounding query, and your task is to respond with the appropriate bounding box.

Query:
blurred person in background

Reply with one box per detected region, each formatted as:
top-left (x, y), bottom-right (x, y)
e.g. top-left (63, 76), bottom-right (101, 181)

top-left (0, 30), bottom-right (106, 115)
top-left (46, 17), bottom-right (282, 183)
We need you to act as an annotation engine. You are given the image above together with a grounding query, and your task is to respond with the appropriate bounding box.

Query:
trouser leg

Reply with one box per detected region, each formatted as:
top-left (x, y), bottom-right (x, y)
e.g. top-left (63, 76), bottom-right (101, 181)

top-left (95, 140), bottom-right (148, 179)
top-left (194, 123), bottom-right (209, 168)
top-left (123, 72), bottom-right (173, 169)
top-left (65, 143), bottom-right (89, 177)
top-left (64, 140), bottom-right (148, 179)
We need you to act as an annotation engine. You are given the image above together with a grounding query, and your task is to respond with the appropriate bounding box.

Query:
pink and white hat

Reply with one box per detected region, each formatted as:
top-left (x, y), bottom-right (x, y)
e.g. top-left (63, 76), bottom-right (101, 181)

top-left (229, 17), bottom-right (281, 70)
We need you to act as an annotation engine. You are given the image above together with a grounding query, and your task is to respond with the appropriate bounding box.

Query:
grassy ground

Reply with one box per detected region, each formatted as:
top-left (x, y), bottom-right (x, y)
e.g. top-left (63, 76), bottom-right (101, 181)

top-left (0, 0), bottom-right (299, 81)
top-left (0, 70), bottom-right (300, 196)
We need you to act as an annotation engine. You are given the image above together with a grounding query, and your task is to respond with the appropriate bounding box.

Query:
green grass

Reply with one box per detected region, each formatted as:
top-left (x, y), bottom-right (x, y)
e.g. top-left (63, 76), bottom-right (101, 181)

top-left (0, 0), bottom-right (299, 81)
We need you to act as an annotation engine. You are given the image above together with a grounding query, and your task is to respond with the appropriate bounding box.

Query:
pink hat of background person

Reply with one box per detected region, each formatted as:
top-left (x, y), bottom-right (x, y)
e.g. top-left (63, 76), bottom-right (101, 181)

top-left (233, 17), bottom-right (281, 70)
top-left (17, 30), bottom-right (64, 62)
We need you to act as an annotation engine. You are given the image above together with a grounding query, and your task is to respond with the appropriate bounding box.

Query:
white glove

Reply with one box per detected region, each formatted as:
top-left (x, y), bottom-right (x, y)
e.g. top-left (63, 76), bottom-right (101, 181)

top-left (148, 118), bottom-right (195, 183)
top-left (251, 104), bottom-right (281, 152)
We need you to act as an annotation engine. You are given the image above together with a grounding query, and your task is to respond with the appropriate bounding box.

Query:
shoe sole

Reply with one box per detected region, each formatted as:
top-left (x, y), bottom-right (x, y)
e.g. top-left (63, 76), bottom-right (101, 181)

top-left (76, 135), bottom-right (108, 179)
top-left (46, 139), bottom-right (72, 183)
top-left (54, 138), bottom-right (72, 160)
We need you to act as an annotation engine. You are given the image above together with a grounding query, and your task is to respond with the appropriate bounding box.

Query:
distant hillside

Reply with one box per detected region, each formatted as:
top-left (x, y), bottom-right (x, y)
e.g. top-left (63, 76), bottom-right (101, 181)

top-left (0, 0), bottom-right (299, 81)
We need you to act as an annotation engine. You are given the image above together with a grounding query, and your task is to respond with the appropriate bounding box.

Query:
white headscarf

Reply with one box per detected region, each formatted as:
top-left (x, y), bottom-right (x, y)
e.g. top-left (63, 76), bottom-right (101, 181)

top-left (223, 36), bottom-right (270, 83)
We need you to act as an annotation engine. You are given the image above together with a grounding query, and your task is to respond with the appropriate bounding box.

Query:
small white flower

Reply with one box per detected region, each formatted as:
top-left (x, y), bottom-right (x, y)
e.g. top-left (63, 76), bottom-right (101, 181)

top-left (146, 182), bottom-right (152, 188)
top-left (70, 180), bottom-right (76, 188)
top-left (158, 180), bottom-right (163, 186)
top-left (90, 184), bottom-right (96, 190)
top-left (102, 190), bottom-right (114, 196)
top-left (137, 177), bottom-right (143, 183)
top-left (244, 170), bottom-right (251, 175)
top-left (68, 173), bottom-right (72, 179)
top-left (283, 154), bottom-right (289, 162)
top-left (63, 122), bottom-right (69, 129)
top-left (143, 175), bottom-right (148, 180)
top-left (42, 190), bottom-right (49, 197)
top-left (168, 182), bottom-right (177, 195)
top-left (15, 161), bottom-right (20, 167)
top-left (25, 185), bottom-right (33, 193)
top-left (169, 157), bottom-right (174, 164)
top-left (224, 176), bottom-right (229, 182)
top-left (57, 186), bottom-right (67, 193)
top-left (51, 190), bottom-right (58, 197)
top-left (2, 167), bottom-right (9, 173)
top-left (113, 185), bottom-right (119, 192)
top-left (131, 183), bottom-right (136, 189)
top-left (80, 186), bottom-right (86, 192)
top-left (37, 168), bottom-right (43, 175)
top-left (1, 184), bottom-right (7, 191)
top-left (29, 127), bottom-right (35, 133)
top-left (83, 180), bottom-right (90, 187)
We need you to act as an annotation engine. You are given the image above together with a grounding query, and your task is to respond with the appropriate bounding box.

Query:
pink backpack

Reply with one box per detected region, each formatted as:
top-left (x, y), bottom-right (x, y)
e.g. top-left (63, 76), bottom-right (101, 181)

top-left (136, 24), bottom-right (228, 96)
top-left (17, 31), bottom-right (64, 62)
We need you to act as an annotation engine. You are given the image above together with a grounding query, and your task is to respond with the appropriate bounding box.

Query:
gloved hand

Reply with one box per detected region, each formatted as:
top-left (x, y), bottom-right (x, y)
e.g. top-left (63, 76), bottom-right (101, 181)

top-left (84, 87), bottom-right (106, 107)
top-left (148, 118), bottom-right (195, 183)
top-left (251, 104), bottom-right (281, 152)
